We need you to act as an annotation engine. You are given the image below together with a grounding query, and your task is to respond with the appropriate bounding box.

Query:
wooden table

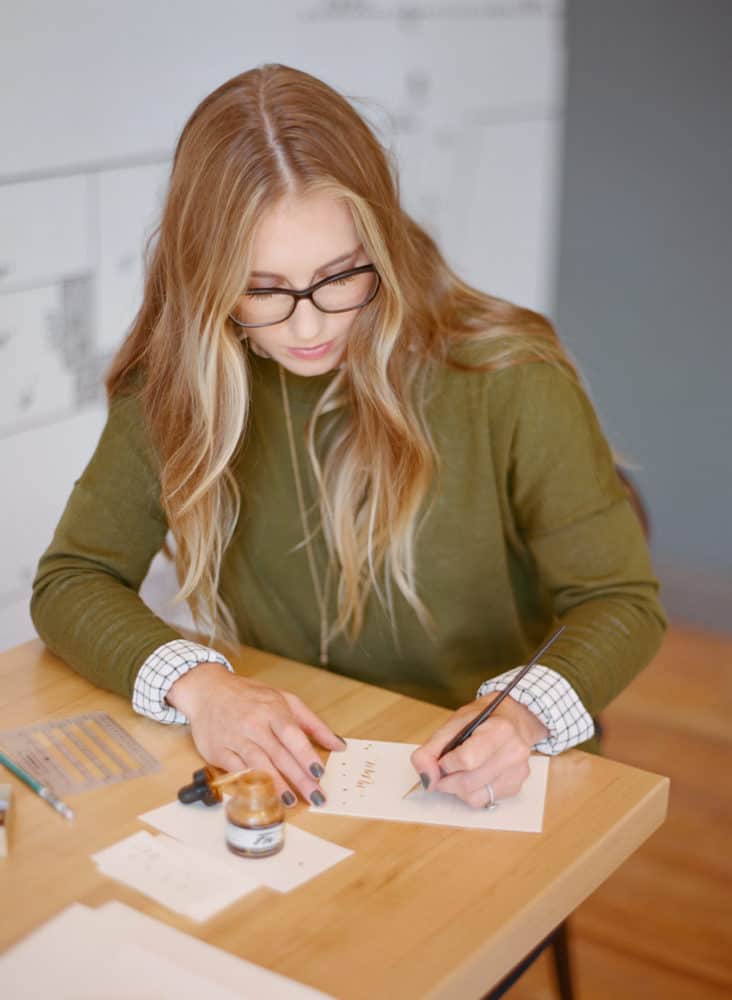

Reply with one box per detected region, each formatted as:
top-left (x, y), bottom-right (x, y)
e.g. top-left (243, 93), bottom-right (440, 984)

top-left (0, 640), bottom-right (669, 999)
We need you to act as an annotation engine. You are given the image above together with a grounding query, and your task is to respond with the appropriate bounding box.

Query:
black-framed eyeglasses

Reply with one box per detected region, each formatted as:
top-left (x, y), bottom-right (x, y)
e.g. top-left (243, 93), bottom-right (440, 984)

top-left (228, 263), bottom-right (381, 330)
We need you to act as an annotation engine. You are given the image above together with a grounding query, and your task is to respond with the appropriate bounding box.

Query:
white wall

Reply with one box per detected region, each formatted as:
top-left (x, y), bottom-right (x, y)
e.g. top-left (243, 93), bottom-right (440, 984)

top-left (556, 0), bottom-right (732, 631)
top-left (1, 0), bottom-right (566, 649)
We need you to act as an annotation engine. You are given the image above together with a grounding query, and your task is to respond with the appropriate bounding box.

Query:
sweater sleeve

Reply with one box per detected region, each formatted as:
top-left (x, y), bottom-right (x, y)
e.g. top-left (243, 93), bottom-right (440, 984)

top-left (30, 391), bottom-right (185, 699)
top-left (504, 362), bottom-right (667, 717)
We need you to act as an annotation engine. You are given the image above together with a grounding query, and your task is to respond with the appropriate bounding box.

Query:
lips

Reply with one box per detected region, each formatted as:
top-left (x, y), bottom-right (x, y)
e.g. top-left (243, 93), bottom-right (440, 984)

top-left (286, 339), bottom-right (335, 359)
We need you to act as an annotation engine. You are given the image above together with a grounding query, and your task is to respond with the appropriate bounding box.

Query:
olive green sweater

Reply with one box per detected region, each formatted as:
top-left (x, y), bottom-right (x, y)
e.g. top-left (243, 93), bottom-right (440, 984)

top-left (31, 353), bottom-right (666, 717)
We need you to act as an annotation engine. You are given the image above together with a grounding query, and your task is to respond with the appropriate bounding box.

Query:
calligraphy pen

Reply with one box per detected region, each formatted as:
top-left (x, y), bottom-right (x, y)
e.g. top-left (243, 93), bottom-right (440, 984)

top-left (402, 624), bottom-right (566, 799)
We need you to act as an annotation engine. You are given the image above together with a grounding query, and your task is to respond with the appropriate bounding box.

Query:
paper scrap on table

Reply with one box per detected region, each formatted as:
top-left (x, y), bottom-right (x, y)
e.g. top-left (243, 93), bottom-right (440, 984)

top-left (314, 738), bottom-right (549, 833)
top-left (140, 799), bottom-right (353, 891)
top-left (99, 901), bottom-right (333, 998)
top-left (93, 829), bottom-right (260, 921)
top-left (0, 901), bottom-right (333, 999)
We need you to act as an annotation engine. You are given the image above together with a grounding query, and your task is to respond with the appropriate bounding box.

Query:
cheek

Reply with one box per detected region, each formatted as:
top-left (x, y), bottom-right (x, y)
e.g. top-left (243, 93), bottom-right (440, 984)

top-left (330, 311), bottom-right (360, 337)
top-left (246, 330), bottom-right (278, 358)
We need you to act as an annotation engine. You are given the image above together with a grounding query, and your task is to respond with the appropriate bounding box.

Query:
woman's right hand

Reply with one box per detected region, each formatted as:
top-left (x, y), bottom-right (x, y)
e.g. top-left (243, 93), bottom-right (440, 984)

top-left (167, 662), bottom-right (346, 807)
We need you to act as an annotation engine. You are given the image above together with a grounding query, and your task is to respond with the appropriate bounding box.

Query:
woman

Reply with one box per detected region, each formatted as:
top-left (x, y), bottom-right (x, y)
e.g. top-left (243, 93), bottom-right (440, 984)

top-left (31, 64), bottom-right (665, 812)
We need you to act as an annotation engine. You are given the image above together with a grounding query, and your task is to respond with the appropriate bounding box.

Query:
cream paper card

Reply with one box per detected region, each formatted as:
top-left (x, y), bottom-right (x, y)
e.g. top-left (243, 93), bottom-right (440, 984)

top-left (140, 800), bottom-right (353, 891)
top-left (0, 902), bottom-right (333, 999)
top-left (314, 738), bottom-right (549, 833)
top-left (93, 830), bottom-right (260, 921)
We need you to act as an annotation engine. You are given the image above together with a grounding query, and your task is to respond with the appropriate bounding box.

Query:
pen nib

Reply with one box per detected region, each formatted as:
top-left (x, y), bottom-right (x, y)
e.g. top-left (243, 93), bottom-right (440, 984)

top-left (401, 779), bottom-right (422, 800)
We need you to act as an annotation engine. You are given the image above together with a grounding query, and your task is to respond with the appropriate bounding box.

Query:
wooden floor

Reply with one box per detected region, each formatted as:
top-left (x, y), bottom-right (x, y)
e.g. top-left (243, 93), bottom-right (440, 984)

top-left (504, 623), bottom-right (732, 1000)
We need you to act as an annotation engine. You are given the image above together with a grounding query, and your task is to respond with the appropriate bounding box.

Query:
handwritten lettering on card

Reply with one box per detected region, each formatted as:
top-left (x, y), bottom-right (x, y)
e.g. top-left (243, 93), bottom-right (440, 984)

top-left (317, 739), bottom-right (549, 833)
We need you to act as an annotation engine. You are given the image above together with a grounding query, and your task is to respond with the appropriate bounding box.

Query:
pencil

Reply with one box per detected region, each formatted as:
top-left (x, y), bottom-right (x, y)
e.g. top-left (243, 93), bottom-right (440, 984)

top-left (403, 624), bottom-right (566, 798)
top-left (0, 748), bottom-right (74, 821)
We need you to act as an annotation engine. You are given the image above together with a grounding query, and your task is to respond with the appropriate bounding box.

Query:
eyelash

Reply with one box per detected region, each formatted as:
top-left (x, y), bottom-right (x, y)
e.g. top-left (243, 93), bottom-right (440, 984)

top-left (245, 274), bottom-right (353, 298)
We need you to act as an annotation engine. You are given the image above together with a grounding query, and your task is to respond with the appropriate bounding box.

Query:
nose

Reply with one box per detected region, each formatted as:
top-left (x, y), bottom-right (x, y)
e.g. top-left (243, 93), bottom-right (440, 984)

top-left (287, 297), bottom-right (325, 344)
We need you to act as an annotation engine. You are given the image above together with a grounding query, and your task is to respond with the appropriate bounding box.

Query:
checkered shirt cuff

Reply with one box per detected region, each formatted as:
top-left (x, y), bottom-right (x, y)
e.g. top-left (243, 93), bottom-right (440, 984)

top-left (132, 639), bottom-right (233, 725)
top-left (476, 664), bottom-right (595, 754)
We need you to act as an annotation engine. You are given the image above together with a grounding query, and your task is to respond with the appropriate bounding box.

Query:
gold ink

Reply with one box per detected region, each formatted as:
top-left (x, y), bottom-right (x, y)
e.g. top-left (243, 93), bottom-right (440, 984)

top-left (356, 760), bottom-right (376, 789)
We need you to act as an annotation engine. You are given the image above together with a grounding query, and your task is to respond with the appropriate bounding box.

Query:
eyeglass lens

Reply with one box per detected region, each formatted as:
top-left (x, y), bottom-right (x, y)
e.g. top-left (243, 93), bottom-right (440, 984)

top-left (232, 269), bottom-right (378, 326)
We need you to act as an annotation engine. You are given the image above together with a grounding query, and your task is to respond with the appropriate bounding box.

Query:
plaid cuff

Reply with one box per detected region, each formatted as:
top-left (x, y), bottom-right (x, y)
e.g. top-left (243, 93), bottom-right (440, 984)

top-left (132, 639), bottom-right (233, 725)
top-left (476, 664), bottom-right (595, 754)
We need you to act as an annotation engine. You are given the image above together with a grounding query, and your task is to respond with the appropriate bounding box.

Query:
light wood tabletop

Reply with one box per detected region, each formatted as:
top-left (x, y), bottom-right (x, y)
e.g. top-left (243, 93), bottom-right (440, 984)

top-left (0, 639), bottom-right (669, 999)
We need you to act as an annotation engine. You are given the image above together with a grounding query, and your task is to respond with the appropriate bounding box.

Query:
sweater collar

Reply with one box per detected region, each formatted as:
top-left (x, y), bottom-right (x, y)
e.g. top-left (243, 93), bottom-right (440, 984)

top-left (247, 348), bottom-right (339, 408)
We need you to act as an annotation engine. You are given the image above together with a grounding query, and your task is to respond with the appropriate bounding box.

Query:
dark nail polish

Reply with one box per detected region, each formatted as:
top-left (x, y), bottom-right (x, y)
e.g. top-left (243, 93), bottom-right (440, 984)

top-left (310, 790), bottom-right (325, 806)
top-left (281, 790), bottom-right (296, 807)
top-left (310, 762), bottom-right (325, 779)
top-left (420, 772), bottom-right (430, 790)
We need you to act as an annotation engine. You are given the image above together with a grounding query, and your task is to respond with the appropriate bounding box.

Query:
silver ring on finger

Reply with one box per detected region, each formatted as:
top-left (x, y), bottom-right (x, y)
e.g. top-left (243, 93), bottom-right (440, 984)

top-left (484, 783), bottom-right (498, 811)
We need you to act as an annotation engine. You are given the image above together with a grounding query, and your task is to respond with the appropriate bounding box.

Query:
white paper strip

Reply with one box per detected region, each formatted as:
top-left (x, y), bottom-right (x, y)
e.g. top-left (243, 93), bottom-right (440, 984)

top-left (93, 830), bottom-right (259, 921)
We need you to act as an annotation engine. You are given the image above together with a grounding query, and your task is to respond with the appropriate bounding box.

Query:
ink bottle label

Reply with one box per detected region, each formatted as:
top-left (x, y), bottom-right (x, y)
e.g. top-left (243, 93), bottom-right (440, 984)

top-left (226, 819), bottom-right (284, 857)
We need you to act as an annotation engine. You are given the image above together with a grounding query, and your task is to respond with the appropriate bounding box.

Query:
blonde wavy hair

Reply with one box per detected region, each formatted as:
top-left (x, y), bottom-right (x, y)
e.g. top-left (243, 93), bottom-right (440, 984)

top-left (106, 63), bottom-right (581, 648)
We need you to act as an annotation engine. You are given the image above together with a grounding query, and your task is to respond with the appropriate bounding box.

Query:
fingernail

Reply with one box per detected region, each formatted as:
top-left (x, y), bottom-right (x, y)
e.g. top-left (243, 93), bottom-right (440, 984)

top-left (310, 790), bottom-right (325, 806)
top-left (420, 772), bottom-right (430, 790)
top-left (281, 790), bottom-right (296, 807)
top-left (336, 735), bottom-right (348, 747)
top-left (310, 762), bottom-right (325, 779)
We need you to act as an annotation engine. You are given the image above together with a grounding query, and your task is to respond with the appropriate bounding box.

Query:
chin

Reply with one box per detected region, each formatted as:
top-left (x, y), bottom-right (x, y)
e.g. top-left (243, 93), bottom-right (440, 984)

top-left (284, 357), bottom-right (339, 377)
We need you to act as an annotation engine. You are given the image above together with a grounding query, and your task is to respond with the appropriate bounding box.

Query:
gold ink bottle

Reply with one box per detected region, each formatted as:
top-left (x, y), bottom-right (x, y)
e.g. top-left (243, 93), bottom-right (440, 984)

top-left (225, 771), bottom-right (285, 858)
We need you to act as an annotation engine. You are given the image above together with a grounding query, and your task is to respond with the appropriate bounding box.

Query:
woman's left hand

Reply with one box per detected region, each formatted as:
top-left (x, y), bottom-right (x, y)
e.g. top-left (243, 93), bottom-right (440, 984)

top-left (410, 692), bottom-right (549, 809)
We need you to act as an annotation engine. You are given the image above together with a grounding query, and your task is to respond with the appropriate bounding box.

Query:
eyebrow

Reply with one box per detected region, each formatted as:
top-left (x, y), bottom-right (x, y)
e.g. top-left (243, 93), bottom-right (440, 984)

top-left (249, 246), bottom-right (361, 284)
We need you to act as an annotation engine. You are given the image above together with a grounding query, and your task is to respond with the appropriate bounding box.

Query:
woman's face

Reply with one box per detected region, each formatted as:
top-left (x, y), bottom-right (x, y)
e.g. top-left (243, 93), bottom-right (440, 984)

top-left (235, 191), bottom-right (371, 377)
